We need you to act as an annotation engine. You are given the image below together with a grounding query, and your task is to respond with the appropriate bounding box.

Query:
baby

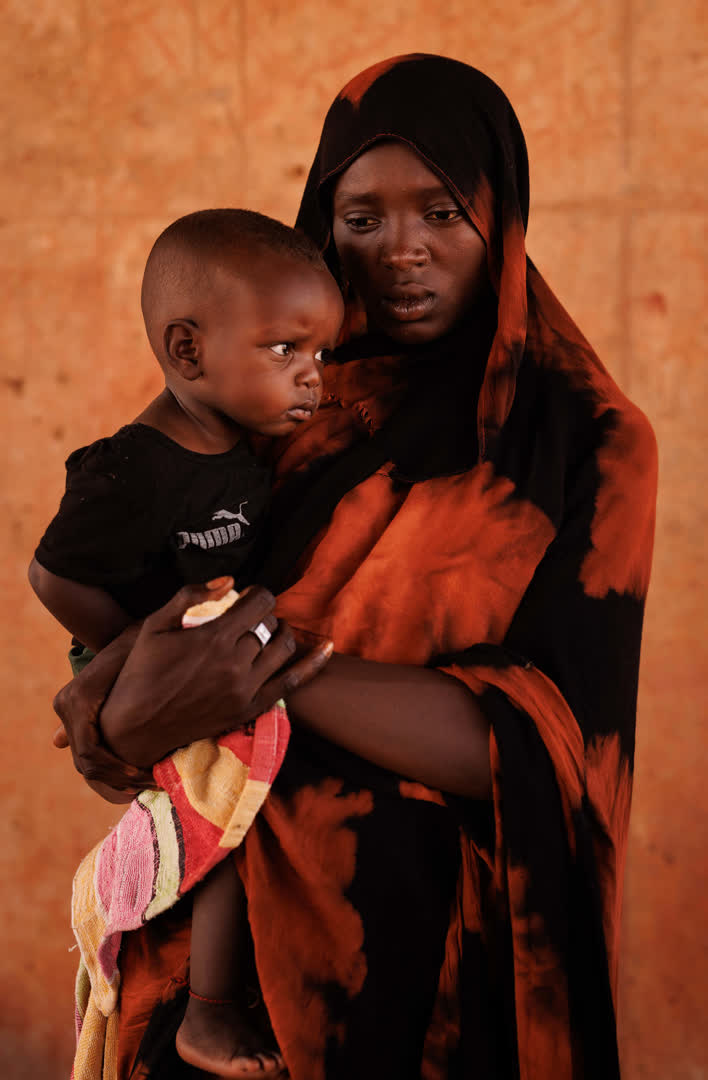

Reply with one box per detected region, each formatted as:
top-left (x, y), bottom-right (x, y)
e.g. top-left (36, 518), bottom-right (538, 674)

top-left (29, 208), bottom-right (344, 1077)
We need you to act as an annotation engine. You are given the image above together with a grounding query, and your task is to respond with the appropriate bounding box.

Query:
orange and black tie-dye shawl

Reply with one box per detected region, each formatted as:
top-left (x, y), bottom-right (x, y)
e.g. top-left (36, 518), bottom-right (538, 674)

top-left (115, 55), bottom-right (657, 1080)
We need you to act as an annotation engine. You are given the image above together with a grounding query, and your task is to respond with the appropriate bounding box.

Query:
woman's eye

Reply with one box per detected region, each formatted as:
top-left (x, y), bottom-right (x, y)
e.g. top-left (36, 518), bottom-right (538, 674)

top-left (344, 215), bottom-right (378, 230)
top-left (269, 343), bottom-right (292, 358)
top-left (428, 208), bottom-right (462, 222)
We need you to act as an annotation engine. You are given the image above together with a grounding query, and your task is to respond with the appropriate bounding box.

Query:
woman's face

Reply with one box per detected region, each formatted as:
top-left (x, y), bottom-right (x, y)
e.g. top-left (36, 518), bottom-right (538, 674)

top-left (331, 141), bottom-right (488, 345)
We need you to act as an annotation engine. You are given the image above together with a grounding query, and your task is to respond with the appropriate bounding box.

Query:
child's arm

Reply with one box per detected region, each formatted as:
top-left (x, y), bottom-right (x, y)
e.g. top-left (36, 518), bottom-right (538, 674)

top-left (28, 557), bottom-right (132, 654)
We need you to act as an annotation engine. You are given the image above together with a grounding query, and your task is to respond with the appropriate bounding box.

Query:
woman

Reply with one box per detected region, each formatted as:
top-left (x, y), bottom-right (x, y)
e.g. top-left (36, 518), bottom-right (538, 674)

top-left (57, 54), bottom-right (657, 1079)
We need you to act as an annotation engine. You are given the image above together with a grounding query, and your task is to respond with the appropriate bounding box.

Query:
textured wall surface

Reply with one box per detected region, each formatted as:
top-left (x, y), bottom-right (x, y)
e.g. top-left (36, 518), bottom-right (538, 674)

top-left (2, 1), bottom-right (706, 1077)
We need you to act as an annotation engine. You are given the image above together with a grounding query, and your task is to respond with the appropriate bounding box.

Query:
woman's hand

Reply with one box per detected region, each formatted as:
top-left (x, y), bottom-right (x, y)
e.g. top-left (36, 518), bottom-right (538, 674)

top-left (52, 621), bottom-right (158, 795)
top-left (96, 579), bottom-right (333, 769)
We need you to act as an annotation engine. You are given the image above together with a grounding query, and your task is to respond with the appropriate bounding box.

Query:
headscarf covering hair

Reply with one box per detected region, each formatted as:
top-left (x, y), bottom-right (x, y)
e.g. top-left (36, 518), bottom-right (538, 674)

top-left (296, 53), bottom-right (530, 459)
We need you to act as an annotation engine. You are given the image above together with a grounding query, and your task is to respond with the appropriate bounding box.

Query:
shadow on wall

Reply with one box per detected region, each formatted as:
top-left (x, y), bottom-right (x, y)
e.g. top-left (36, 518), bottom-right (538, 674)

top-left (0, 1029), bottom-right (72, 1080)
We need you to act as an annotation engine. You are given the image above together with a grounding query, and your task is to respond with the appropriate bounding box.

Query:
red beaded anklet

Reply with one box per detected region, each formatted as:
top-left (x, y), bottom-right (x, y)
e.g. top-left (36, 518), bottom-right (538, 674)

top-left (188, 988), bottom-right (236, 1006)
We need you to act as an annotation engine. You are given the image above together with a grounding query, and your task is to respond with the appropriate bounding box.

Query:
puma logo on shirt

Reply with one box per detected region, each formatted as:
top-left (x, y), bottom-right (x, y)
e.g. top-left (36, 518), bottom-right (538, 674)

top-left (175, 503), bottom-right (250, 551)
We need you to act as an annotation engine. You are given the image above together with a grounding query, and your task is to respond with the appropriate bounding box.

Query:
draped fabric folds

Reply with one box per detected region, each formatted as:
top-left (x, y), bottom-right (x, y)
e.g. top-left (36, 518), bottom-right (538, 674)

top-left (105, 55), bottom-right (657, 1079)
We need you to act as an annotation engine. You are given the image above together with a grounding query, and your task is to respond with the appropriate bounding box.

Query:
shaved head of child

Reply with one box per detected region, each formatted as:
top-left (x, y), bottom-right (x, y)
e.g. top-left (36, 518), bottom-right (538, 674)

top-left (138, 208), bottom-right (344, 445)
top-left (140, 208), bottom-right (329, 365)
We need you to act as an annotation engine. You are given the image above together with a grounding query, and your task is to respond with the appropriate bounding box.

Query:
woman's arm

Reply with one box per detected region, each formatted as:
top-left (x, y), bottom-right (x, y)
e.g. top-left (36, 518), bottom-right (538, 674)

top-left (75, 581), bottom-right (334, 770)
top-left (52, 580), bottom-right (325, 787)
top-left (287, 653), bottom-right (492, 799)
top-left (54, 580), bottom-right (488, 797)
top-left (28, 557), bottom-right (131, 653)
top-left (53, 619), bottom-right (158, 793)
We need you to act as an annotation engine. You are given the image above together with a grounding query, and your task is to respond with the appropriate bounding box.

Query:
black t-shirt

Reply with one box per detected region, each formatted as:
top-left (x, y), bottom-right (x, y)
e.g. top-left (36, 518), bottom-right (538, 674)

top-left (35, 424), bottom-right (272, 617)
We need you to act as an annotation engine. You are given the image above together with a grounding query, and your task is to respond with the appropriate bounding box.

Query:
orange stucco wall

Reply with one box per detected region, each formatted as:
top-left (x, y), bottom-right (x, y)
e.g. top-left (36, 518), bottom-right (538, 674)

top-left (2, 2), bottom-right (706, 1077)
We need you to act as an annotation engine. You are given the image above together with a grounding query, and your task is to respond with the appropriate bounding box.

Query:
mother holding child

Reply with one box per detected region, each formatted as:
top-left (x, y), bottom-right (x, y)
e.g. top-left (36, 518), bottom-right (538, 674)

top-left (45, 54), bottom-right (656, 1080)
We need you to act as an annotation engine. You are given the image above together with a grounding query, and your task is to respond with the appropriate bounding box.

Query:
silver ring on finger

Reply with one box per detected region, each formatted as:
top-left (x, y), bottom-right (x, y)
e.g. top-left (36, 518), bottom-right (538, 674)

top-left (248, 620), bottom-right (272, 649)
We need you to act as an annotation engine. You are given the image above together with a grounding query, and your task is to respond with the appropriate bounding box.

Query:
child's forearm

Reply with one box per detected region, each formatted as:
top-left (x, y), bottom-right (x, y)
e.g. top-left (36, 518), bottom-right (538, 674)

top-left (28, 557), bottom-right (131, 653)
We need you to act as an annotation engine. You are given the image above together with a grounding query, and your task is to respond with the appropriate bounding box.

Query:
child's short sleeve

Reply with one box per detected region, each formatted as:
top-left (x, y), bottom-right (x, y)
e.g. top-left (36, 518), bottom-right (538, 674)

top-left (35, 434), bottom-right (165, 587)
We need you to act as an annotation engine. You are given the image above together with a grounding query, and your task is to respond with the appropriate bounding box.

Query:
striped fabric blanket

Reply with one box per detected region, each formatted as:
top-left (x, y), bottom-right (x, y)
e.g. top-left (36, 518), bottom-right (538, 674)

top-left (70, 703), bottom-right (289, 1080)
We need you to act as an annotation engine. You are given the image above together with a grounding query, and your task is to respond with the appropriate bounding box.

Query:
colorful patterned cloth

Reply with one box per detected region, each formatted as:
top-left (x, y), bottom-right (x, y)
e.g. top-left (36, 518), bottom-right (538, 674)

top-left (70, 705), bottom-right (289, 1080)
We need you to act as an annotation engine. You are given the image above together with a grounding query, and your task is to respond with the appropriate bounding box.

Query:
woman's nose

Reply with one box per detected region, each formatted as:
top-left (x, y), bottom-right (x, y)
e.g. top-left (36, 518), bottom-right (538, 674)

top-left (380, 220), bottom-right (429, 271)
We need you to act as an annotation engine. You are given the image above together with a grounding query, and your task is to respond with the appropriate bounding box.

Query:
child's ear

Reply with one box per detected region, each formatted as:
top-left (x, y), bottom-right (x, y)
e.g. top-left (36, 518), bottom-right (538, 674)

top-left (164, 320), bottom-right (203, 381)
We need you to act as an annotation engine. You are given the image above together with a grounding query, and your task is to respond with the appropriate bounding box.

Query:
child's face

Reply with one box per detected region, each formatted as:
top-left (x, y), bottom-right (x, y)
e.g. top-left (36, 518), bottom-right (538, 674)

top-left (199, 257), bottom-right (344, 437)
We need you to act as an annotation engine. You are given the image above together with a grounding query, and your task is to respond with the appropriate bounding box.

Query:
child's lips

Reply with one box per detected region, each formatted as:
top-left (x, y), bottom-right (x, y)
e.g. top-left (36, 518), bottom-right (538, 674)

top-left (286, 402), bottom-right (317, 422)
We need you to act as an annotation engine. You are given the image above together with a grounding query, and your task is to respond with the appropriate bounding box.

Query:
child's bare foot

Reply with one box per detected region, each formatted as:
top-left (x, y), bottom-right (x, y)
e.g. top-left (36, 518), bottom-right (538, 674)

top-left (176, 994), bottom-right (285, 1078)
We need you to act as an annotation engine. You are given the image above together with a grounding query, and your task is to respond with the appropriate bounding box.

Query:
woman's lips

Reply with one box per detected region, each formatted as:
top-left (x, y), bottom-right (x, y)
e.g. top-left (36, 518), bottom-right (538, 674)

top-left (380, 291), bottom-right (436, 322)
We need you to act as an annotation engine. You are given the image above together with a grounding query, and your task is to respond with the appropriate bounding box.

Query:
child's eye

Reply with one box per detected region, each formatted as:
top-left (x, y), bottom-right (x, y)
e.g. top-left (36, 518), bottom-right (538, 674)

top-left (269, 343), bottom-right (293, 358)
top-left (314, 348), bottom-right (333, 365)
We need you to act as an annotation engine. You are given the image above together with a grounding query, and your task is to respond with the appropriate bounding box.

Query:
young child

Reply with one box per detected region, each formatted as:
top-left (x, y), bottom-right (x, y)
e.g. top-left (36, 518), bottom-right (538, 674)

top-left (29, 208), bottom-right (344, 1077)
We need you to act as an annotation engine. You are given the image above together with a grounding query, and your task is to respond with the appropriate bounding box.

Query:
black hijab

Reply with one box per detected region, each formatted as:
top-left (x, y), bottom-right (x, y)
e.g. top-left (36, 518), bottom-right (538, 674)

top-left (296, 53), bottom-right (531, 461)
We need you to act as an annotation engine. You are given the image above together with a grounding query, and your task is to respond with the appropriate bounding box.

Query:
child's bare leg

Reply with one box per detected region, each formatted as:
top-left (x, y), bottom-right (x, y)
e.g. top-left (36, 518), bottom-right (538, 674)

top-left (176, 857), bottom-right (284, 1077)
